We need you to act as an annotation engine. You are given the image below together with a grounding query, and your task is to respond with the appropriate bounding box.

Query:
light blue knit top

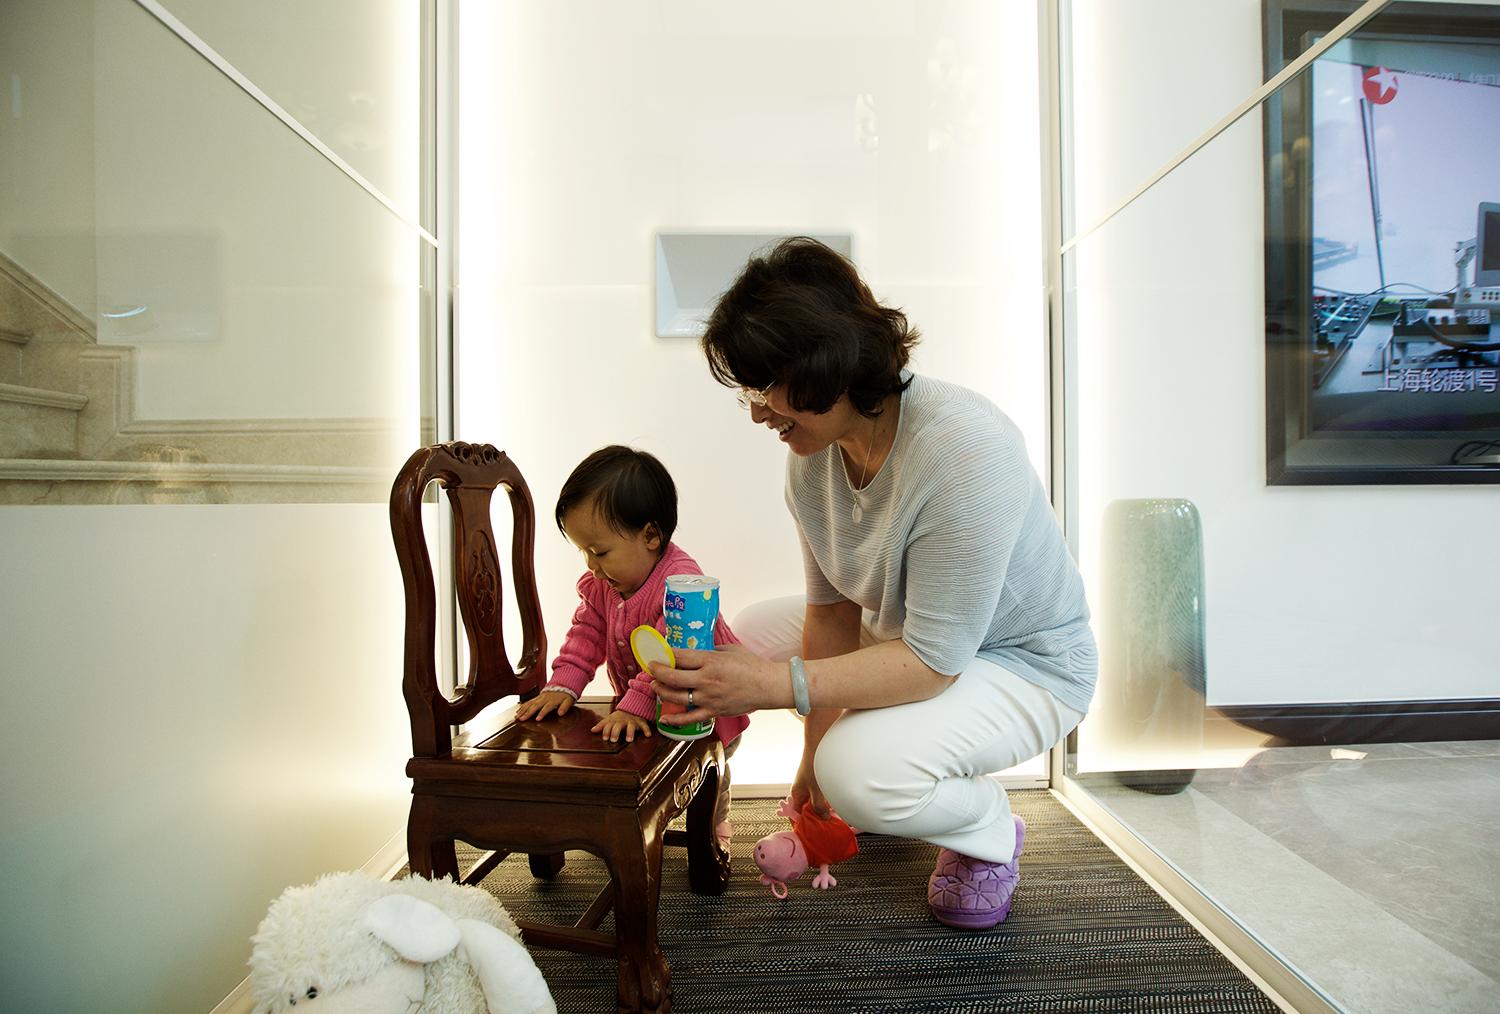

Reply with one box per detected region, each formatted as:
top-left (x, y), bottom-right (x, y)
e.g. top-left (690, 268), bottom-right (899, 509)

top-left (785, 373), bottom-right (1097, 715)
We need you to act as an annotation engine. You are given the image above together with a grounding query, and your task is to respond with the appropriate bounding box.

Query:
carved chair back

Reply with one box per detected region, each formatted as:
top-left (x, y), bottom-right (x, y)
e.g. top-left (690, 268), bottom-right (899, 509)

top-left (389, 442), bottom-right (547, 756)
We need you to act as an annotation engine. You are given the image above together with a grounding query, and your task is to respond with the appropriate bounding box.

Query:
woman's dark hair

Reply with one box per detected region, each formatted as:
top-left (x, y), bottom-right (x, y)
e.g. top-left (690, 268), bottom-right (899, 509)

top-left (700, 236), bottom-right (919, 417)
top-left (555, 445), bottom-right (677, 545)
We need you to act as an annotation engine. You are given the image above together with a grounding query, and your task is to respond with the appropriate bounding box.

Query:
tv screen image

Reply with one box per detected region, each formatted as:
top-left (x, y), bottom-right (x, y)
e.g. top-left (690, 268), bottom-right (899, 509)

top-left (1264, 1), bottom-right (1500, 483)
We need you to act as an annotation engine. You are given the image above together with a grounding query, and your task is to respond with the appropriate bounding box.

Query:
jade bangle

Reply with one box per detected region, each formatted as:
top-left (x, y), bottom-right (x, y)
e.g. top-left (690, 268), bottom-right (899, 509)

top-left (788, 655), bottom-right (812, 716)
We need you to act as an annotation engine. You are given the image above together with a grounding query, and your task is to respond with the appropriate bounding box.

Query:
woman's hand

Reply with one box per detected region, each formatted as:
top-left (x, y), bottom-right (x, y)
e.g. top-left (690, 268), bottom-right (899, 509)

top-left (649, 643), bottom-right (786, 726)
top-left (788, 755), bottom-right (830, 817)
top-left (514, 689), bottom-right (574, 721)
top-left (591, 709), bottom-right (653, 743)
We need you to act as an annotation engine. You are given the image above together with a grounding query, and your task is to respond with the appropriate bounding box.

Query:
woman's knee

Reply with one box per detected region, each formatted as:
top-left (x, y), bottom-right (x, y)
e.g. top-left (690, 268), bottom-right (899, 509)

top-left (812, 729), bottom-right (873, 826)
top-left (730, 595), bottom-right (805, 661)
top-left (812, 715), bottom-right (918, 828)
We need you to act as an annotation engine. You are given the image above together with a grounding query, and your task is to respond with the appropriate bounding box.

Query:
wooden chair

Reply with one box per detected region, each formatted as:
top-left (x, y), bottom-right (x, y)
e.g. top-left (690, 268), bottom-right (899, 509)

top-left (389, 441), bottom-right (730, 1014)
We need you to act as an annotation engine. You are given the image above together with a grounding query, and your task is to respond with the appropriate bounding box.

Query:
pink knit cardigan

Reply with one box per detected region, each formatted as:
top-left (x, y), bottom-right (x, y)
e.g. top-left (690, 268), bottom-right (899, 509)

top-left (546, 542), bottom-right (750, 746)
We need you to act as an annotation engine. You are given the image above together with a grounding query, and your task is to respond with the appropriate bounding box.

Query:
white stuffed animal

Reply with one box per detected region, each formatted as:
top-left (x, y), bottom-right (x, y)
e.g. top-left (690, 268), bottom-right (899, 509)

top-left (248, 871), bottom-right (555, 1014)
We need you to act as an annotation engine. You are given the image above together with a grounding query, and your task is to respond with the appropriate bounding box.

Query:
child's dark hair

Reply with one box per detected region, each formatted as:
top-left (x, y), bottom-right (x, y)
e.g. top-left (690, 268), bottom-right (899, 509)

top-left (555, 445), bottom-right (677, 545)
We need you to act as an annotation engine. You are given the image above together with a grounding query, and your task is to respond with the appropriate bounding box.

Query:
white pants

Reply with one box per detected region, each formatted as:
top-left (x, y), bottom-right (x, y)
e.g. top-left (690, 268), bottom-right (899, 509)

top-left (734, 595), bottom-right (1085, 864)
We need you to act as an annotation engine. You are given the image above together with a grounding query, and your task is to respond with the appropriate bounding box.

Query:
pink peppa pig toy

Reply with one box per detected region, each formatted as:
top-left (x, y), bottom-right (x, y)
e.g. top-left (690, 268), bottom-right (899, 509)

top-left (753, 798), bottom-right (859, 898)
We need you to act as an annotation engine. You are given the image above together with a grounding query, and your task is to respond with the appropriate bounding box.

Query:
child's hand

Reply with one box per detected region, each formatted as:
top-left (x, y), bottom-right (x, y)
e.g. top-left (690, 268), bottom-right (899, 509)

top-left (515, 689), bottom-right (574, 721)
top-left (591, 709), bottom-right (653, 743)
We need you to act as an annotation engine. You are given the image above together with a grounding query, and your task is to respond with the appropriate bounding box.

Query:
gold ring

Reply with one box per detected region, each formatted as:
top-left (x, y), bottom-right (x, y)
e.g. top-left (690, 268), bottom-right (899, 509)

top-left (687, 689), bottom-right (694, 708)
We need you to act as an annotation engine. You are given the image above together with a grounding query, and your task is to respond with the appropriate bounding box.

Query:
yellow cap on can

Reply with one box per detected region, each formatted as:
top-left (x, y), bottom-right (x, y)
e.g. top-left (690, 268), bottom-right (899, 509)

top-left (629, 624), bottom-right (675, 673)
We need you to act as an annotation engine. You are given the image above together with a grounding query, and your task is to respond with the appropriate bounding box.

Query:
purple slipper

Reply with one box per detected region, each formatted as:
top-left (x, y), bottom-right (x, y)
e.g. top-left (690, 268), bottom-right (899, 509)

top-left (926, 814), bottom-right (1027, 930)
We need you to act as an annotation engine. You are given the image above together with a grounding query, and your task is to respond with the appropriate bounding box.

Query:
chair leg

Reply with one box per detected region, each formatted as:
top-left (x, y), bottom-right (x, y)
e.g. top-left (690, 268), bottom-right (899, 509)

top-left (685, 757), bottom-right (731, 895)
top-left (606, 814), bottom-right (671, 1014)
top-left (407, 833), bottom-right (460, 881)
top-left (528, 852), bottom-right (566, 880)
top-left (407, 798), bottom-right (460, 881)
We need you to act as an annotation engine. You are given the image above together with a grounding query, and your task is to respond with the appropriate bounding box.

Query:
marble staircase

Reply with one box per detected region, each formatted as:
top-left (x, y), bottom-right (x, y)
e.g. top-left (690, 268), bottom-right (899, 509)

top-left (0, 260), bottom-right (98, 462)
top-left (0, 251), bottom-right (393, 504)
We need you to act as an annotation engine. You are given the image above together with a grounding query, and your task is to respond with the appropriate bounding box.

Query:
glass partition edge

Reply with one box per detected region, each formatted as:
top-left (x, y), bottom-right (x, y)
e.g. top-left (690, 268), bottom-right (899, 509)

top-left (1059, 0), bottom-right (1391, 255)
top-left (434, 0), bottom-right (458, 697)
top-left (1045, 1), bottom-right (1377, 1007)
top-left (130, 0), bottom-right (437, 247)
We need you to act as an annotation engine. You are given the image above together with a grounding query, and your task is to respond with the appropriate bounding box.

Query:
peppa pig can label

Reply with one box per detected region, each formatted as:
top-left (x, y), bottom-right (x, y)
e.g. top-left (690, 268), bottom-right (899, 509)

top-left (656, 574), bottom-right (719, 740)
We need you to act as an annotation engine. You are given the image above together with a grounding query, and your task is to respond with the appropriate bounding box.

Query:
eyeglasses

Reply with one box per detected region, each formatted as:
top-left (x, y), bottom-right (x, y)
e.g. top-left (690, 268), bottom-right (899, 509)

top-left (735, 382), bottom-right (775, 410)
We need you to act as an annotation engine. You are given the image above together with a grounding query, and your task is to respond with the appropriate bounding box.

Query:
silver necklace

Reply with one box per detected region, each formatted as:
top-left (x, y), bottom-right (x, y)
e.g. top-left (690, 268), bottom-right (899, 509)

top-left (846, 413), bottom-right (886, 523)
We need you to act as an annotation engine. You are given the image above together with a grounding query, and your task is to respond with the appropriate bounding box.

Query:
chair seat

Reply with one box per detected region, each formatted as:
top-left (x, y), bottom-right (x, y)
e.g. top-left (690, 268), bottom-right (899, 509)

top-left (407, 700), bottom-right (716, 805)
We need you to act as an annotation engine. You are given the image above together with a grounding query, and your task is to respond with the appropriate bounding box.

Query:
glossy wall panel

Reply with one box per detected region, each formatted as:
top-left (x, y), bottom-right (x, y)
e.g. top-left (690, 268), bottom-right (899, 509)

top-left (1062, 0), bottom-right (1500, 754)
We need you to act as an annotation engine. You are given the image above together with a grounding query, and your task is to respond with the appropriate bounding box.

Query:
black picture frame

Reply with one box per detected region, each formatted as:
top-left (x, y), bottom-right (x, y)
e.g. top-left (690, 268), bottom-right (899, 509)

top-left (1263, 0), bottom-right (1500, 484)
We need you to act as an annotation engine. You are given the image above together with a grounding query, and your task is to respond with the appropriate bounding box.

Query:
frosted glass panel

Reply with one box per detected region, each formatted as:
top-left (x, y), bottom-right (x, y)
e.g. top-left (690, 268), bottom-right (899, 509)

top-left (156, 0), bottom-right (423, 223)
top-left (1058, 3), bottom-right (1500, 1010)
top-left (0, 0), bottom-right (423, 506)
top-left (0, 0), bottom-right (429, 1011)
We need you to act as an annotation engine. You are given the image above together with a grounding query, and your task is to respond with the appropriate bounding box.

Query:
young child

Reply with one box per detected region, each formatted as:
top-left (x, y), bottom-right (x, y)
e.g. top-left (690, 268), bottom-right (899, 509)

top-left (514, 445), bottom-right (748, 843)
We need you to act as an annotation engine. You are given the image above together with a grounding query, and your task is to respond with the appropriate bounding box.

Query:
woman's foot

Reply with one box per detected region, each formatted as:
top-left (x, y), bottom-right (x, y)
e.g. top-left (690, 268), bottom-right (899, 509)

top-left (926, 814), bottom-right (1026, 929)
top-left (715, 819), bottom-right (733, 850)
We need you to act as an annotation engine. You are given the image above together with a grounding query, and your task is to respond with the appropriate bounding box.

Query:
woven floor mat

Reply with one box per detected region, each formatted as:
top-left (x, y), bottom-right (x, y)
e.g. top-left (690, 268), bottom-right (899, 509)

top-left (440, 790), bottom-right (1277, 1013)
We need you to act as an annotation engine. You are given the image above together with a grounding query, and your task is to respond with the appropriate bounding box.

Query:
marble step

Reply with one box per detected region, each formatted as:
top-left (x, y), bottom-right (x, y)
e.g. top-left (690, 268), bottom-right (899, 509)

top-left (0, 381), bottom-right (88, 458)
top-left (0, 456), bottom-right (388, 504)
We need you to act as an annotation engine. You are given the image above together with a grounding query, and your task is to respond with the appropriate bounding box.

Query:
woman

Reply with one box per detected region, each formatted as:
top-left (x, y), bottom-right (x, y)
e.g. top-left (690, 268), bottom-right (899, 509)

top-left (651, 237), bottom-right (1096, 929)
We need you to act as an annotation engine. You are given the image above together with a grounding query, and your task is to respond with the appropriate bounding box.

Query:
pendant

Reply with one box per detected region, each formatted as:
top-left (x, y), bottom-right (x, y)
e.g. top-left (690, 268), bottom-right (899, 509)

top-left (852, 500), bottom-right (863, 523)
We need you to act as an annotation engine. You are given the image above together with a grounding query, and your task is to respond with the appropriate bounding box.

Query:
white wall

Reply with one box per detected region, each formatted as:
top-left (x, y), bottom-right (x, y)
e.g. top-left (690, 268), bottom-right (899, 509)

top-left (457, 1), bottom-right (1047, 774)
top-left (1068, 0), bottom-right (1500, 710)
top-left (0, 507), bottom-right (413, 1014)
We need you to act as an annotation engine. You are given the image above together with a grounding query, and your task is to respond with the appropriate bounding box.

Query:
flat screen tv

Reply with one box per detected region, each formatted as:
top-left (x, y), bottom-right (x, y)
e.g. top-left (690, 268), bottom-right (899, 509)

top-left (1264, 0), bottom-right (1500, 483)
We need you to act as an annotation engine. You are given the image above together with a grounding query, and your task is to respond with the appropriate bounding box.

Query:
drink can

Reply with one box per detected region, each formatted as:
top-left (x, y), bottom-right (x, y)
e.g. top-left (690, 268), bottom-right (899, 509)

top-left (656, 574), bottom-right (719, 741)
